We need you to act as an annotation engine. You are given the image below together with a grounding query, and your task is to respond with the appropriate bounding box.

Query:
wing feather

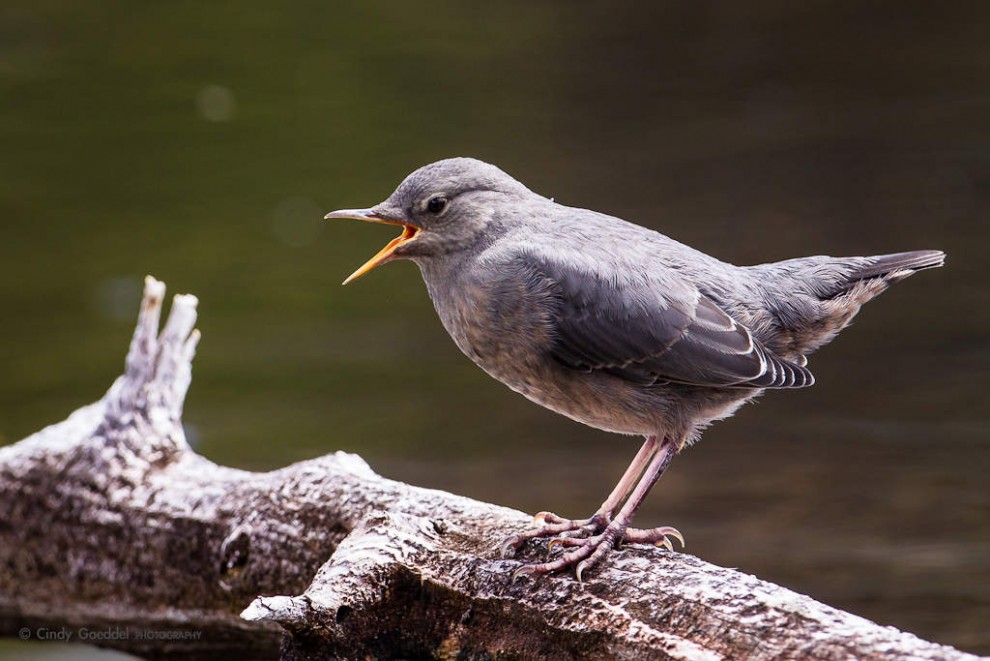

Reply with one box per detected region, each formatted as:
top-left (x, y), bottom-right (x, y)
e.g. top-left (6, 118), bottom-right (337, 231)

top-left (526, 253), bottom-right (814, 389)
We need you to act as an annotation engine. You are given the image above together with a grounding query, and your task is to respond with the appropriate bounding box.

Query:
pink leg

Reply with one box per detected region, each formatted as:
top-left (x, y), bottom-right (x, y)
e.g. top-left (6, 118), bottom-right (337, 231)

top-left (507, 436), bottom-right (683, 580)
top-left (501, 436), bottom-right (659, 556)
top-left (595, 434), bottom-right (660, 516)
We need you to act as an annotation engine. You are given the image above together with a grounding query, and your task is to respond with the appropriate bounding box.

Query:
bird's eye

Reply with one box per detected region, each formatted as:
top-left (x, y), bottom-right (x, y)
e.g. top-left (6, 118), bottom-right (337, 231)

top-left (426, 195), bottom-right (447, 214)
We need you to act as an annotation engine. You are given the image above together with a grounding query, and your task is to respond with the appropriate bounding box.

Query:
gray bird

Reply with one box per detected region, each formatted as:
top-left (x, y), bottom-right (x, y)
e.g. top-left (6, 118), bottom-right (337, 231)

top-left (326, 157), bottom-right (945, 580)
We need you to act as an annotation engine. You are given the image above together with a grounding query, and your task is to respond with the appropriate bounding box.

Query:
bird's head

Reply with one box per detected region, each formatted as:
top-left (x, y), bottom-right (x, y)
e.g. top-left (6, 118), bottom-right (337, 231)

top-left (326, 157), bottom-right (531, 284)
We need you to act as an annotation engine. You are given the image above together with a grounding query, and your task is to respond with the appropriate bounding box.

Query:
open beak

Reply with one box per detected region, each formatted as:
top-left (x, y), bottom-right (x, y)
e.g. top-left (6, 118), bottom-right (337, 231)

top-left (324, 208), bottom-right (421, 284)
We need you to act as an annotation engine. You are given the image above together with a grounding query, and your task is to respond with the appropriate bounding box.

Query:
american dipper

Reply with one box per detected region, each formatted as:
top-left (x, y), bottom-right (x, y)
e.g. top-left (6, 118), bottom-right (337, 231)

top-left (326, 157), bottom-right (945, 580)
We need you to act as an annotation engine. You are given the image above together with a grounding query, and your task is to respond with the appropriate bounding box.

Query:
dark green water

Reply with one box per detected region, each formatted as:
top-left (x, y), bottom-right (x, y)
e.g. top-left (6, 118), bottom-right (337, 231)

top-left (1, 2), bottom-right (988, 657)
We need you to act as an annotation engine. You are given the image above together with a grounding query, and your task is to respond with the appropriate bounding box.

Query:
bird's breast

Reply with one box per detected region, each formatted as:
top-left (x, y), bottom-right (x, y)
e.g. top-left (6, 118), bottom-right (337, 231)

top-left (431, 273), bottom-right (550, 373)
top-left (424, 268), bottom-right (641, 434)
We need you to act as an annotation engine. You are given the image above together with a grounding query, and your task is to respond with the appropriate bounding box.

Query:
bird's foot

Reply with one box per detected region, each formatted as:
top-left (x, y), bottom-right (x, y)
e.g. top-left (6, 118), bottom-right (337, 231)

top-left (499, 511), bottom-right (602, 560)
top-left (502, 511), bottom-right (684, 581)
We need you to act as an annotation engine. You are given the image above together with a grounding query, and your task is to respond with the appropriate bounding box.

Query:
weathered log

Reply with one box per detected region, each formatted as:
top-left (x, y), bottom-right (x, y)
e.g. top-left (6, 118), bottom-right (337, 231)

top-left (0, 277), bottom-right (978, 660)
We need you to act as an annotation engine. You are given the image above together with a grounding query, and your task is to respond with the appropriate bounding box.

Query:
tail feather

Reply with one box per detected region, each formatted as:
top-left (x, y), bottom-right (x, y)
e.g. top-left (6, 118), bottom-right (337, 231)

top-left (847, 249), bottom-right (946, 284)
top-left (753, 248), bottom-right (946, 359)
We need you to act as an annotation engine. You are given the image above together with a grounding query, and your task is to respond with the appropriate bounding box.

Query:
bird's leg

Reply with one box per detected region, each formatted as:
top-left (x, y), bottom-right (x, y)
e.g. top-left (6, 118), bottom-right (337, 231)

top-left (561, 434), bottom-right (660, 524)
top-left (500, 435), bottom-right (659, 556)
top-left (512, 436), bottom-right (678, 581)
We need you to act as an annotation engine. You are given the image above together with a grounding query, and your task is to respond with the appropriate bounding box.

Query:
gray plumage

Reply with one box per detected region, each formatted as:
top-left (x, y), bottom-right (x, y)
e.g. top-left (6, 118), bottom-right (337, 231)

top-left (333, 157), bottom-right (944, 449)
top-left (328, 157), bottom-right (945, 577)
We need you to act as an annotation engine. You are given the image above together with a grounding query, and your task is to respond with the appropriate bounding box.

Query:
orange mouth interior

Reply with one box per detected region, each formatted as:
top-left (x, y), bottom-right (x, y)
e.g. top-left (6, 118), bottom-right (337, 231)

top-left (343, 223), bottom-right (420, 284)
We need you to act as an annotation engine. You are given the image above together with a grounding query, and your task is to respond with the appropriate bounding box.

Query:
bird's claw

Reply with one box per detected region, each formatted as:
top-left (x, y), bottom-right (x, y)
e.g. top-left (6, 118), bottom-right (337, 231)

top-left (532, 511), bottom-right (564, 526)
top-left (662, 526), bottom-right (685, 548)
top-left (622, 525), bottom-right (685, 550)
top-left (500, 535), bottom-right (523, 558)
top-left (511, 564), bottom-right (537, 584)
top-left (648, 526), bottom-right (685, 553)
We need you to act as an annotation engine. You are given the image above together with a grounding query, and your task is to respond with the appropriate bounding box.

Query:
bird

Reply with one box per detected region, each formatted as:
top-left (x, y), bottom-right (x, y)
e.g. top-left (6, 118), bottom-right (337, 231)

top-left (326, 157), bottom-right (945, 581)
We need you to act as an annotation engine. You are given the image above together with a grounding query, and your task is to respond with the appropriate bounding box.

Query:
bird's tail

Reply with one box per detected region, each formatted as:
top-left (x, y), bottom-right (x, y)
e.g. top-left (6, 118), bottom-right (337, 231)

top-left (769, 249), bottom-right (946, 303)
top-left (752, 249), bottom-right (946, 357)
top-left (840, 249), bottom-right (946, 288)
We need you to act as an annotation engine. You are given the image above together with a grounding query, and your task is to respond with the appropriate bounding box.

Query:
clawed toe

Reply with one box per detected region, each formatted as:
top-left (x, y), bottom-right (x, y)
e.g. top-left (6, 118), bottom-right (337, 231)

top-left (511, 529), bottom-right (619, 582)
top-left (500, 511), bottom-right (604, 558)
top-left (622, 525), bottom-right (685, 551)
top-left (532, 511), bottom-right (567, 526)
top-left (504, 516), bottom-right (684, 579)
top-left (546, 534), bottom-right (599, 553)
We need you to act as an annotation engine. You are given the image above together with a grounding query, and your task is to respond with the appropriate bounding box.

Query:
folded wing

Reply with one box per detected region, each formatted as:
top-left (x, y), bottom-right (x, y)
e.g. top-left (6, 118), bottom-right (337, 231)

top-left (527, 253), bottom-right (814, 389)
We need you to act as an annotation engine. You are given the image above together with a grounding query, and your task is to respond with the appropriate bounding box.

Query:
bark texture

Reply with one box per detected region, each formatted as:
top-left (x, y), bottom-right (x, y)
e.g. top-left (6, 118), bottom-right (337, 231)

top-left (0, 277), bottom-right (978, 660)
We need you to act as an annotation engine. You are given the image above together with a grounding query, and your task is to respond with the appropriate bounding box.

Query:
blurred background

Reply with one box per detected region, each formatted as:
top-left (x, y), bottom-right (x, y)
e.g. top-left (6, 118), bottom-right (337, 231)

top-left (1, 1), bottom-right (987, 658)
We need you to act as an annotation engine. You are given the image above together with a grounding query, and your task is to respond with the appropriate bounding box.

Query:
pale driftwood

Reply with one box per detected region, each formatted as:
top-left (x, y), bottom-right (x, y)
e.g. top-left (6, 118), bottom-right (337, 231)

top-left (0, 278), bottom-right (978, 660)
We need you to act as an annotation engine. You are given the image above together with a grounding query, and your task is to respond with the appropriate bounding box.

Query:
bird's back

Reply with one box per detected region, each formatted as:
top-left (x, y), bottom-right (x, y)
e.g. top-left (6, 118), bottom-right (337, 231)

top-left (528, 205), bottom-right (946, 363)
